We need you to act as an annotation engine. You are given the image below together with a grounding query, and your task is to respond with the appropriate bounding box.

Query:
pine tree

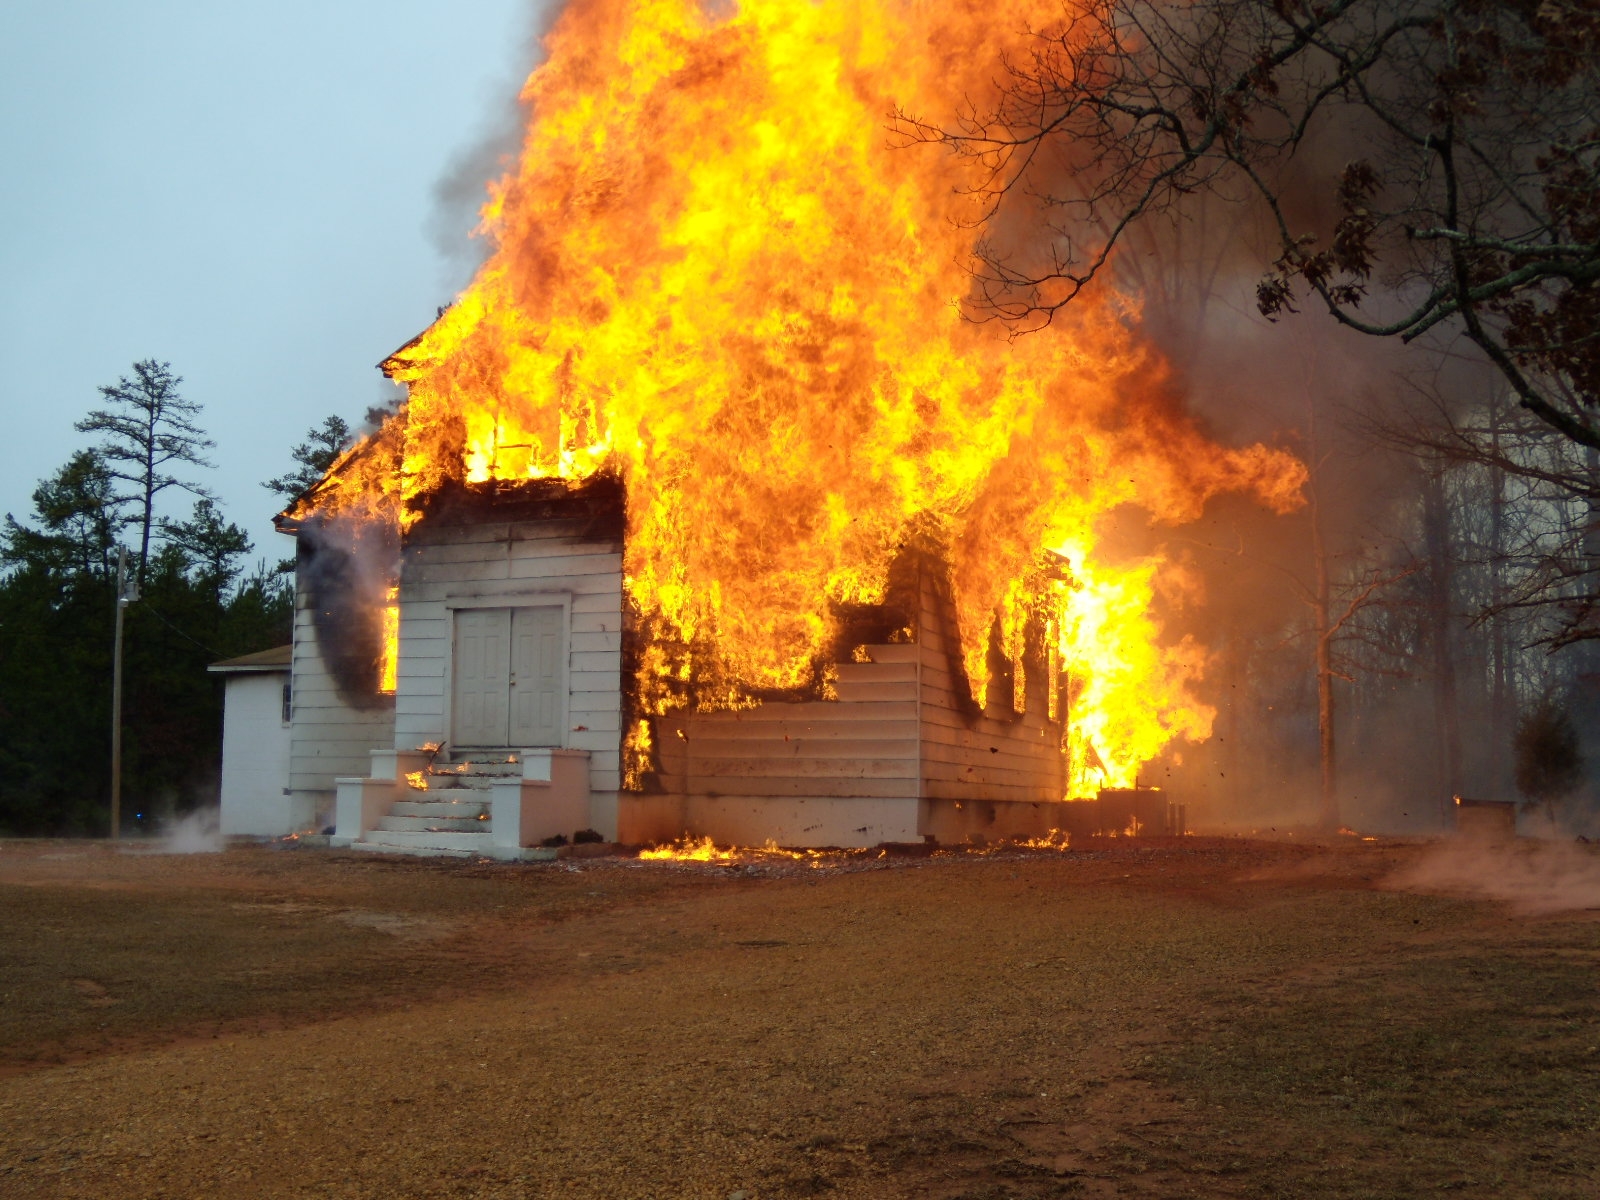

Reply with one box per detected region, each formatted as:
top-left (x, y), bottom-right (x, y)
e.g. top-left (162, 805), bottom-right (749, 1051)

top-left (160, 498), bottom-right (252, 612)
top-left (262, 415), bottom-right (352, 501)
top-left (76, 360), bottom-right (214, 583)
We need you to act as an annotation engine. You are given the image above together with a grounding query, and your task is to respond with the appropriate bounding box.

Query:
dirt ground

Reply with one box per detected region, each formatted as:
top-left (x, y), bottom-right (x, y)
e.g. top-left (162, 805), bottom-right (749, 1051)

top-left (1, 836), bottom-right (1597, 1199)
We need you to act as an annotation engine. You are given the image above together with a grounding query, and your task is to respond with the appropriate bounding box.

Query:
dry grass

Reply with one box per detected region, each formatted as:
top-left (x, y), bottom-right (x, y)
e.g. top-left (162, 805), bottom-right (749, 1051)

top-left (0, 837), bottom-right (1596, 1199)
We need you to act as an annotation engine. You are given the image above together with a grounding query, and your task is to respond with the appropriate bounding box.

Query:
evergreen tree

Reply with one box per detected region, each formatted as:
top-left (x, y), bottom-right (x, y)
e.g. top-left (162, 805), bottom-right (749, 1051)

top-left (0, 382), bottom-right (317, 834)
top-left (1, 450), bottom-right (120, 580)
top-left (262, 415), bottom-right (352, 501)
top-left (161, 498), bottom-right (253, 613)
top-left (76, 360), bottom-right (214, 583)
top-left (0, 458), bottom-right (121, 833)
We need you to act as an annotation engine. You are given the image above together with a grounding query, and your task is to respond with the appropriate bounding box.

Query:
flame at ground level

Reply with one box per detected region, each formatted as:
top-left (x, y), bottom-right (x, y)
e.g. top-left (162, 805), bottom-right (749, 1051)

top-left (636, 831), bottom-right (1075, 863)
top-left (309, 0), bottom-right (1305, 794)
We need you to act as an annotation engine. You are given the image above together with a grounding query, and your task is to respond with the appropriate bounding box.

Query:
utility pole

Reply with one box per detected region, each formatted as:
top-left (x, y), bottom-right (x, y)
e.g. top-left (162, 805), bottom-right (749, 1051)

top-left (110, 547), bottom-right (137, 840)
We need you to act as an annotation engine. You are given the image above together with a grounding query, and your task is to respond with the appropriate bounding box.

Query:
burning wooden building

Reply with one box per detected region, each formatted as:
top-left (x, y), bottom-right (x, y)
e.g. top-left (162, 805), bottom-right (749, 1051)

top-left (264, 0), bottom-right (1307, 852)
top-left (278, 469), bottom-right (1088, 853)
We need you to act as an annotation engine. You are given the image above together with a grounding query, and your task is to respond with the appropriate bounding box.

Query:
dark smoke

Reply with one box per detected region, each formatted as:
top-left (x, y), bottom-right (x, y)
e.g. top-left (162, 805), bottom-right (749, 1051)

top-left (297, 514), bottom-right (399, 711)
top-left (427, 4), bottom-right (556, 291)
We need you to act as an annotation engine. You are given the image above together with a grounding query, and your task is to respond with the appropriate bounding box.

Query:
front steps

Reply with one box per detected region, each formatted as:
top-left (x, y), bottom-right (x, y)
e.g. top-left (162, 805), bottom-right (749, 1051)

top-left (335, 747), bottom-right (593, 859)
top-left (353, 756), bottom-right (503, 857)
top-left (357, 795), bottom-right (493, 856)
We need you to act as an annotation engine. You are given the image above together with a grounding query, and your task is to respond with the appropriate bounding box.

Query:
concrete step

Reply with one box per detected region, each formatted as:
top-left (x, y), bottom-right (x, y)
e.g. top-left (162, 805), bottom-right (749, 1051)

top-left (400, 787), bottom-right (491, 806)
top-left (389, 799), bottom-right (490, 820)
top-left (445, 758), bottom-right (522, 775)
top-left (356, 829), bottom-right (496, 854)
top-left (349, 838), bottom-right (559, 862)
top-left (349, 840), bottom-right (474, 860)
top-left (374, 814), bottom-right (488, 833)
top-left (407, 759), bottom-right (523, 793)
top-left (408, 776), bottom-right (494, 792)
top-left (448, 761), bottom-right (521, 780)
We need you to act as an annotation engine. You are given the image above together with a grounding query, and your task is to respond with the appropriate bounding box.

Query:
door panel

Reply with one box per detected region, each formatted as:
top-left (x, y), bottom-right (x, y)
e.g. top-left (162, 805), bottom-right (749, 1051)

top-left (509, 606), bottom-right (564, 746)
top-left (451, 608), bottom-right (511, 746)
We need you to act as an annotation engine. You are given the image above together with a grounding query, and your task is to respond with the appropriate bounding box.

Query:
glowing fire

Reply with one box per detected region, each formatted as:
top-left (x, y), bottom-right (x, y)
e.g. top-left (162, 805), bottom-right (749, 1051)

top-left (313, 0), bottom-right (1304, 793)
top-left (378, 586), bottom-right (399, 695)
top-left (639, 836), bottom-right (740, 862)
top-left (1016, 831), bottom-right (1071, 850)
top-left (638, 833), bottom-right (1075, 861)
top-left (638, 837), bottom-right (889, 864)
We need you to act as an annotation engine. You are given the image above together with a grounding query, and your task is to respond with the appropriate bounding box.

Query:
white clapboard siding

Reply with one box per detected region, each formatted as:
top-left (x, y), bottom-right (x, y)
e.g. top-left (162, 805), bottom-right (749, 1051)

top-left (673, 737), bottom-right (920, 760)
top-left (570, 629), bottom-right (623, 654)
top-left (391, 512), bottom-right (624, 825)
top-left (288, 586), bottom-right (396, 801)
top-left (568, 709), bottom-right (622, 734)
top-left (655, 653), bottom-right (923, 807)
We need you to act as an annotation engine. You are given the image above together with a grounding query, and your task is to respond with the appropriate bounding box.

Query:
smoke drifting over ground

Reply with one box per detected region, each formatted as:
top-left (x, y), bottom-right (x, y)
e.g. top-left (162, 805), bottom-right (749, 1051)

top-left (115, 809), bottom-right (224, 855)
top-left (1386, 836), bottom-right (1600, 915)
top-left (161, 810), bottom-right (223, 855)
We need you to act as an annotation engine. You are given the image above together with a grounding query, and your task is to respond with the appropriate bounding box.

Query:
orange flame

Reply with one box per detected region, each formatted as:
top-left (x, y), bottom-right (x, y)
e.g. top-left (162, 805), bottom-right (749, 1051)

top-left (1016, 830), bottom-right (1071, 850)
top-left (638, 836), bottom-right (740, 862)
top-left (325, 0), bottom-right (1305, 792)
top-left (378, 586), bottom-right (399, 695)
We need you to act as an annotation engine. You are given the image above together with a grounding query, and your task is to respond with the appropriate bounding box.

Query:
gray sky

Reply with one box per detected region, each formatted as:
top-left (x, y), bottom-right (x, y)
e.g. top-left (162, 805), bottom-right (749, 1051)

top-left (1, 0), bottom-right (548, 561)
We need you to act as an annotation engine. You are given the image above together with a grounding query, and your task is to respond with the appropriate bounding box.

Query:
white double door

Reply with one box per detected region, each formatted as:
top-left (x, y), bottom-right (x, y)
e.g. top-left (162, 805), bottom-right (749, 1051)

top-left (451, 606), bottom-right (564, 748)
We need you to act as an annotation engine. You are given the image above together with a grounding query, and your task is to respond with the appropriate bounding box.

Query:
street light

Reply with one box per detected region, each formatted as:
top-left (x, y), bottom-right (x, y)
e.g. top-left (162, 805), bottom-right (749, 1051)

top-left (110, 546), bottom-right (138, 840)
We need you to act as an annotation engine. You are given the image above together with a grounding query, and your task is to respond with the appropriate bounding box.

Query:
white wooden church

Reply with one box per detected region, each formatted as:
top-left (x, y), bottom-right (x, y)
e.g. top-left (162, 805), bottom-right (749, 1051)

top-left (231, 472), bottom-right (1076, 856)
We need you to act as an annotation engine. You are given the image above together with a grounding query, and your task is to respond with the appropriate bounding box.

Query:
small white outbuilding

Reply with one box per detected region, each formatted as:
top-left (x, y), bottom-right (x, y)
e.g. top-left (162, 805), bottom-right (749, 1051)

top-left (208, 645), bottom-right (299, 836)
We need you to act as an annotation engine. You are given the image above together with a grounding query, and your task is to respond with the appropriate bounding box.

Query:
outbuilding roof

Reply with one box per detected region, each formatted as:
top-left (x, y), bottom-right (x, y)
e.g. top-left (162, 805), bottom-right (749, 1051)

top-left (207, 645), bottom-right (293, 673)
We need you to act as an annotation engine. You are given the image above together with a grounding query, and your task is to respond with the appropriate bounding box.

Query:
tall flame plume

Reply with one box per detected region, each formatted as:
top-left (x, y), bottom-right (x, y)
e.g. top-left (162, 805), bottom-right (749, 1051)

top-left (315, 0), bottom-right (1305, 794)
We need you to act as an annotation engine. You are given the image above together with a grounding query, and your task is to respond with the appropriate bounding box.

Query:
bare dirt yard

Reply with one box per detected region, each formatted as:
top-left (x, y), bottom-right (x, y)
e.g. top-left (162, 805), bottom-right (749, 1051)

top-left (1, 835), bottom-right (1597, 1199)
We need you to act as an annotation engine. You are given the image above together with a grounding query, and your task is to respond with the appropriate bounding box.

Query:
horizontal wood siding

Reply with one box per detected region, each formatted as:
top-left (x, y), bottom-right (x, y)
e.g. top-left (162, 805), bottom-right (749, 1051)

top-left (652, 558), bottom-right (1068, 841)
top-left (915, 566), bottom-right (1064, 804)
top-left (394, 513), bottom-right (625, 801)
top-left (656, 649), bottom-right (923, 814)
top-left (288, 581), bottom-right (395, 798)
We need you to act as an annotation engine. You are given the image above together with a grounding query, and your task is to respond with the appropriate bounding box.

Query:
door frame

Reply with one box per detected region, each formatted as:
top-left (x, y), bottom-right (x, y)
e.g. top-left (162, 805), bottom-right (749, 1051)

top-left (443, 590), bottom-right (572, 750)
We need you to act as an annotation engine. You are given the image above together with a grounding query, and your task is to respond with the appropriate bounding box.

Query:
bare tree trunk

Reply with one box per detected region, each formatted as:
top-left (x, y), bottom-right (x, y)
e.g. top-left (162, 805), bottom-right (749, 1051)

top-left (1577, 445), bottom-right (1600, 793)
top-left (1314, 525), bottom-right (1337, 828)
top-left (1422, 453), bottom-right (1462, 823)
top-left (1487, 397), bottom-right (1512, 797)
top-left (1308, 399), bottom-right (1338, 830)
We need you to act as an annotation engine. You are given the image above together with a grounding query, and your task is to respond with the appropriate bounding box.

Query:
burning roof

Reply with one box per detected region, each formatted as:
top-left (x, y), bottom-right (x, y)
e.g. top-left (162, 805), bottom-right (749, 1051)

top-left (298, 0), bottom-right (1306, 795)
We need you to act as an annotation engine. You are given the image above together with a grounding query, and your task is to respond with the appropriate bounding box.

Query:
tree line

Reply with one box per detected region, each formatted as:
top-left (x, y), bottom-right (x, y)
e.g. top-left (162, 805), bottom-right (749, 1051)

top-left (0, 360), bottom-right (349, 835)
